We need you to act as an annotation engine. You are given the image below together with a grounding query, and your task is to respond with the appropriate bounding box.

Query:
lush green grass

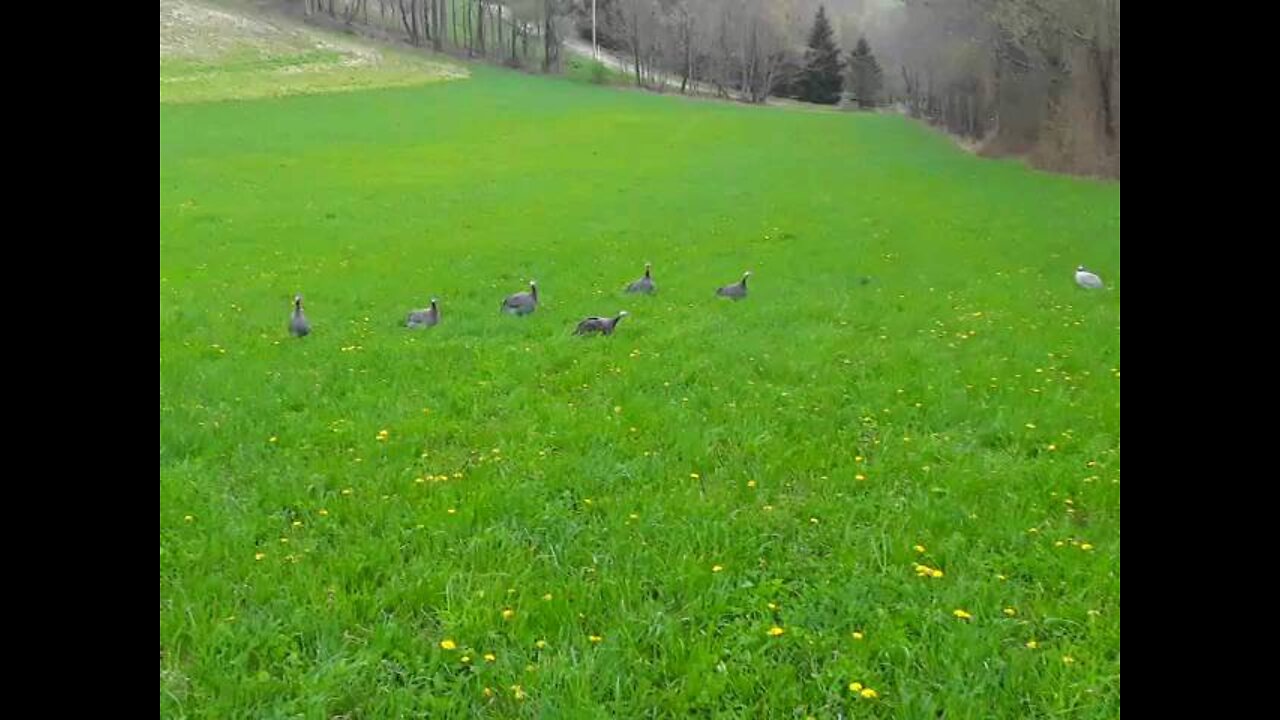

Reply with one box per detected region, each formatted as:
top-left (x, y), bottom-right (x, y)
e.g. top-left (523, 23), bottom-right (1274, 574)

top-left (160, 58), bottom-right (1120, 718)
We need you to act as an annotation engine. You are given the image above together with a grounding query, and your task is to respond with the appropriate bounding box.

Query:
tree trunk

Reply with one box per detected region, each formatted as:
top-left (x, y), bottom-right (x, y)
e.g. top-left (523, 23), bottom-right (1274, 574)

top-left (687, 18), bottom-right (695, 93)
top-left (432, 0), bottom-right (443, 51)
top-left (509, 9), bottom-right (518, 64)
top-left (1093, 44), bottom-right (1115, 144)
top-left (398, 0), bottom-right (416, 44)
top-left (543, 0), bottom-right (557, 72)
top-left (631, 1), bottom-right (642, 87)
top-left (464, 0), bottom-right (473, 55)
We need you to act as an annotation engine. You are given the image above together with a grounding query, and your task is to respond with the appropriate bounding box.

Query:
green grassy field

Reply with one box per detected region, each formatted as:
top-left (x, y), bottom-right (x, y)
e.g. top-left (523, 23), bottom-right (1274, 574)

top-left (160, 29), bottom-right (1120, 718)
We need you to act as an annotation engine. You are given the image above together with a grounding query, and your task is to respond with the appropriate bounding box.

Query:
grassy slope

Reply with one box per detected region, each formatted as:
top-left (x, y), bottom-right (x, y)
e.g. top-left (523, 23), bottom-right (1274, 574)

top-left (160, 0), bottom-right (465, 104)
top-left (160, 58), bottom-right (1120, 718)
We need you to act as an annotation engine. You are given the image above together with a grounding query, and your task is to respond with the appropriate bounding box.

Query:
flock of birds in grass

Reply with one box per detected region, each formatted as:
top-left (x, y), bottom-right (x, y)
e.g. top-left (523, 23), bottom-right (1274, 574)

top-left (287, 263), bottom-right (1105, 338)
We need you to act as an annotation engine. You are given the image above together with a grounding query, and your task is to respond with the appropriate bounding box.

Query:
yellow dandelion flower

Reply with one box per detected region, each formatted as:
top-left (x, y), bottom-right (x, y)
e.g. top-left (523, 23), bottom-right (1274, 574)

top-left (931, 568), bottom-right (944, 579)
top-left (1003, 607), bottom-right (1017, 617)
top-left (341, 488), bottom-right (353, 496)
top-left (447, 508), bottom-right (457, 515)
top-left (629, 513), bottom-right (639, 520)
top-left (542, 593), bottom-right (553, 601)
top-left (996, 573), bottom-right (1007, 581)
top-left (767, 602), bottom-right (779, 611)
top-left (1054, 540), bottom-right (1065, 547)
top-left (849, 682), bottom-right (863, 692)
top-left (483, 653), bottom-right (496, 662)
top-left (810, 517), bottom-right (820, 524)
top-left (1080, 543), bottom-right (1094, 551)
top-left (510, 684), bottom-right (526, 700)
top-left (439, 639), bottom-right (457, 650)
top-left (460, 655), bottom-right (471, 664)
top-left (502, 609), bottom-right (515, 620)
top-left (913, 544), bottom-right (926, 553)
top-left (767, 626), bottom-right (785, 636)
top-left (690, 472), bottom-right (700, 479)
top-left (254, 552), bottom-right (266, 561)
top-left (1047, 444), bottom-right (1057, 451)
top-left (482, 687), bottom-right (494, 698)
top-left (747, 480), bottom-right (757, 488)
top-left (1027, 527), bottom-right (1039, 533)
top-left (953, 609), bottom-right (973, 620)
top-left (855, 474), bottom-right (867, 481)
top-left (535, 640), bottom-right (548, 649)
top-left (291, 520), bottom-right (303, 528)
top-left (183, 515), bottom-right (194, 523)
top-left (852, 631), bottom-right (864, 641)
top-left (1062, 655), bottom-right (1075, 665)
top-left (712, 565), bottom-right (724, 573)
top-left (588, 635), bottom-right (603, 643)
top-left (268, 436), bottom-right (278, 443)
top-left (860, 688), bottom-right (879, 699)
top-left (1025, 640), bottom-right (1039, 649)
top-left (763, 505), bottom-right (774, 512)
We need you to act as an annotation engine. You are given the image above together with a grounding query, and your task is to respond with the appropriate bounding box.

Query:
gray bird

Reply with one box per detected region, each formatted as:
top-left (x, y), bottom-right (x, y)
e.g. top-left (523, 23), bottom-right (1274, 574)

top-left (289, 294), bottom-right (310, 337)
top-left (406, 298), bottom-right (440, 328)
top-left (1075, 265), bottom-right (1104, 289)
top-left (501, 280), bottom-right (538, 315)
top-left (626, 263), bottom-right (656, 294)
top-left (715, 271), bottom-right (752, 300)
top-left (575, 311), bottom-right (629, 336)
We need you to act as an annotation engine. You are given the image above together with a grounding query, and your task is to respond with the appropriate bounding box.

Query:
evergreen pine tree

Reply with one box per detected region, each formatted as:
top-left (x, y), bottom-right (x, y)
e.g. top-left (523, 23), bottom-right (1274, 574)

top-left (799, 6), bottom-right (843, 105)
top-left (848, 36), bottom-right (884, 109)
